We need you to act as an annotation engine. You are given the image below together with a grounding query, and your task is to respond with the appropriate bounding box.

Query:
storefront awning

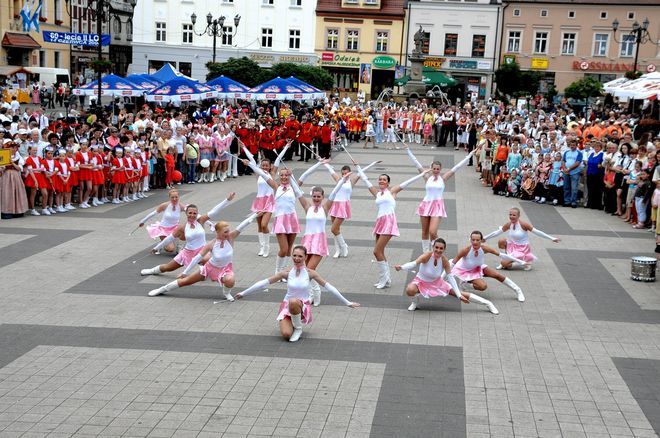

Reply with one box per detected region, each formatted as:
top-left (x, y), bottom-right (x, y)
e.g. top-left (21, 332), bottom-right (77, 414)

top-left (395, 68), bottom-right (458, 87)
top-left (2, 32), bottom-right (41, 49)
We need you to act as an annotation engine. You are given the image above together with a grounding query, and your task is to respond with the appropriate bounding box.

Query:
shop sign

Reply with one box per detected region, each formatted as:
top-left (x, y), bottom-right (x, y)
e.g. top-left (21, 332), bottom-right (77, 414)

top-left (448, 60), bottom-right (478, 70)
top-left (372, 55), bottom-right (396, 69)
top-left (423, 56), bottom-right (446, 68)
top-left (477, 60), bottom-right (492, 70)
top-left (319, 52), bottom-right (361, 67)
top-left (531, 58), bottom-right (548, 70)
top-left (250, 53), bottom-right (275, 63)
top-left (503, 54), bottom-right (516, 65)
top-left (279, 55), bottom-right (312, 64)
top-left (572, 61), bottom-right (634, 72)
top-left (647, 64), bottom-right (656, 73)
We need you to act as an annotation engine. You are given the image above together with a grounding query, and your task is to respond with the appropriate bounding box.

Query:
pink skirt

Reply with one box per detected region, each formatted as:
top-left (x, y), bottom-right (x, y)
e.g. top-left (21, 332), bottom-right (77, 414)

top-left (251, 195), bottom-right (275, 213)
top-left (200, 262), bottom-right (233, 283)
top-left (329, 200), bottom-right (351, 219)
top-left (277, 299), bottom-right (312, 324)
top-left (273, 212), bottom-right (300, 234)
top-left (416, 199), bottom-right (447, 217)
top-left (173, 246), bottom-right (203, 266)
top-left (302, 232), bottom-right (329, 256)
top-left (147, 223), bottom-right (179, 239)
top-left (373, 213), bottom-right (399, 236)
top-left (451, 264), bottom-right (486, 282)
top-left (506, 241), bottom-right (538, 263)
top-left (412, 276), bottom-right (452, 298)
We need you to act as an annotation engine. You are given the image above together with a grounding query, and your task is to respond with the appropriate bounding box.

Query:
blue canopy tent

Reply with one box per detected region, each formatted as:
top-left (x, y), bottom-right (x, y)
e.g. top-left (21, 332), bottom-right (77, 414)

top-left (72, 74), bottom-right (147, 97)
top-left (285, 76), bottom-right (326, 99)
top-left (125, 74), bottom-right (162, 90)
top-left (246, 77), bottom-right (318, 101)
top-left (149, 63), bottom-right (194, 83)
top-left (206, 75), bottom-right (249, 99)
top-left (145, 77), bottom-right (217, 103)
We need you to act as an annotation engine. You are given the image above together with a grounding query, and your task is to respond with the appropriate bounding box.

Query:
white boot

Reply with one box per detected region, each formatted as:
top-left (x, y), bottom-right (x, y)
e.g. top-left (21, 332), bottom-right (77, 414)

top-left (503, 277), bottom-right (525, 302)
top-left (310, 280), bottom-right (321, 307)
top-left (467, 293), bottom-right (499, 314)
top-left (337, 234), bottom-right (348, 257)
top-left (257, 233), bottom-right (265, 256)
top-left (262, 234), bottom-right (270, 258)
top-left (141, 265), bottom-right (162, 276)
top-left (275, 256), bottom-right (286, 275)
top-left (333, 235), bottom-right (341, 258)
top-left (421, 240), bottom-right (431, 253)
top-left (209, 173), bottom-right (215, 183)
top-left (223, 286), bottom-right (235, 302)
top-left (408, 294), bottom-right (419, 311)
top-left (289, 313), bottom-right (303, 342)
top-left (374, 261), bottom-right (391, 289)
top-left (148, 279), bottom-right (179, 297)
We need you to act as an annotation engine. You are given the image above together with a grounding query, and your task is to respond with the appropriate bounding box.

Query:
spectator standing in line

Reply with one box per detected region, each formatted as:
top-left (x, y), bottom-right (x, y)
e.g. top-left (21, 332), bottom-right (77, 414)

top-left (561, 139), bottom-right (583, 208)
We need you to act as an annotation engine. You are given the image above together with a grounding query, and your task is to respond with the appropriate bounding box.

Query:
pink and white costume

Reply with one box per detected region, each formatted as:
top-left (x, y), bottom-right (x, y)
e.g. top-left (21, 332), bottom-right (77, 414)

top-left (277, 267), bottom-right (314, 324)
top-left (301, 205), bottom-right (329, 256)
top-left (147, 203), bottom-right (182, 238)
top-left (504, 224), bottom-right (538, 263)
top-left (173, 221), bottom-right (206, 266)
top-left (373, 189), bottom-right (399, 236)
top-left (416, 175), bottom-right (447, 217)
top-left (328, 178), bottom-right (352, 219)
top-left (251, 175), bottom-right (275, 213)
top-left (412, 257), bottom-right (453, 298)
top-left (451, 247), bottom-right (486, 281)
top-left (272, 185), bottom-right (300, 234)
top-left (200, 239), bottom-right (234, 283)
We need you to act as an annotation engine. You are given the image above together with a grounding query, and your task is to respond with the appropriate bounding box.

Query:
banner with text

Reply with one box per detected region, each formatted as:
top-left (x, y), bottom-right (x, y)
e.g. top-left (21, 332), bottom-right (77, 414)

top-left (43, 31), bottom-right (110, 46)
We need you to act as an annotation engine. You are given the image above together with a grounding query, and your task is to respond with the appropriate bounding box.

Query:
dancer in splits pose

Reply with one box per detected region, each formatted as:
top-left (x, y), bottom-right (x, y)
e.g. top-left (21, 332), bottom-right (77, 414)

top-left (298, 158), bottom-right (380, 259)
top-left (357, 165), bottom-right (430, 289)
top-left (482, 207), bottom-right (561, 270)
top-left (236, 245), bottom-right (360, 342)
top-left (243, 142), bottom-right (290, 258)
top-left (140, 192), bottom-right (235, 276)
top-left (396, 238), bottom-right (499, 314)
top-left (451, 231), bottom-right (527, 302)
top-left (147, 212), bottom-right (258, 300)
top-left (406, 146), bottom-right (477, 251)
top-left (138, 188), bottom-right (186, 253)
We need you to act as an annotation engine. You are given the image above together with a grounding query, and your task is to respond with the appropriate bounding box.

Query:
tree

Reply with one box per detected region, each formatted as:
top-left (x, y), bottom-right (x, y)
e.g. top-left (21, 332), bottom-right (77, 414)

top-left (494, 61), bottom-right (541, 97)
top-left (205, 57), bottom-right (264, 87)
top-left (563, 76), bottom-right (603, 102)
top-left (260, 63), bottom-right (334, 90)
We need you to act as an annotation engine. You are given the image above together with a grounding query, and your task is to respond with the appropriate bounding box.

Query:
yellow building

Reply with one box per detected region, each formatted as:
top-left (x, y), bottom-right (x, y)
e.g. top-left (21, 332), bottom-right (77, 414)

top-left (315, 0), bottom-right (405, 100)
top-left (1, 0), bottom-right (71, 79)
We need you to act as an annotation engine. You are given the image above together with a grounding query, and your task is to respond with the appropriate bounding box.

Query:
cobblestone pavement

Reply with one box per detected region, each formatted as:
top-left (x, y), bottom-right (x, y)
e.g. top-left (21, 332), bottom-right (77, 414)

top-left (0, 144), bottom-right (658, 437)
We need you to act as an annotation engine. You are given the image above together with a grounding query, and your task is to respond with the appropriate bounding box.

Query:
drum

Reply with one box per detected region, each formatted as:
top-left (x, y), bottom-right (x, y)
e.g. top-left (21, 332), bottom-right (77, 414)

top-left (630, 256), bottom-right (656, 282)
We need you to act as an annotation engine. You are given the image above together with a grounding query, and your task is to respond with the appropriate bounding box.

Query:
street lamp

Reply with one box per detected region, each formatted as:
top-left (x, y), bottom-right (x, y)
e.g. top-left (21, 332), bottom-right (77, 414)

top-left (64, 0), bottom-right (137, 110)
top-left (190, 13), bottom-right (241, 63)
top-left (612, 17), bottom-right (658, 75)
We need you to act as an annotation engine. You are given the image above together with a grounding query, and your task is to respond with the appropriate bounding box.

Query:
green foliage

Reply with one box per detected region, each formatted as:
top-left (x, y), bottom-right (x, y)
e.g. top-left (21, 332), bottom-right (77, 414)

top-left (206, 58), bottom-right (334, 90)
top-left (494, 61), bottom-right (542, 97)
top-left (545, 83), bottom-right (558, 102)
top-left (563, 76), bottom-right (603, 101)
top-left (625, 70), bottom-right (642, 80)
top-left (89, 59), bottom-right (113, 73)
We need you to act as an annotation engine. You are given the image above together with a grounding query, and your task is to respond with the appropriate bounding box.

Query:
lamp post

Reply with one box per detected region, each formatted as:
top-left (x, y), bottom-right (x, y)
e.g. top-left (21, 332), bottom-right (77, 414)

top-left (64, 0), bottom-right (137, 109)
top-left (190, 13), bottom-right (241, 64)
top-left (612, 17), bottom-right (657, 74)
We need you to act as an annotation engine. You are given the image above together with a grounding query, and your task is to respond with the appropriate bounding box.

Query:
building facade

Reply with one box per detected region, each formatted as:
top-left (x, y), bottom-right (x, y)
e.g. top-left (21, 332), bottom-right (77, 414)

top-left (501, 0), bottom-right (660, 93)
top-left (131, 0), bottom-right (318, 81)
top-left (406, 0), bottom-right (501, 103)
top-left (315, 0), bottom-right (405, 99)
top-left (1, 0), bottom-right (71, 72)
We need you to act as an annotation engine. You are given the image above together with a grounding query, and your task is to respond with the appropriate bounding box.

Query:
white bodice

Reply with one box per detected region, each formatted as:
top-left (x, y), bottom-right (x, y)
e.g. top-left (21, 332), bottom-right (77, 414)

top-left (209, 239), bottom-right (233, 267)
top-left (274, 185), bottom-right (296, 217)
top-left (160, 202), bottom-right (181, 227)
top-left (508, 223), bottom-right (529, 245)
top-left (184, 221), bottom-right (205, 250)
top-left (284, 267), bottom-right (310, 302)
top-left (375, 189), bottom-right (396, 218)
top-left (256, 175), bottom-right (274, 198)
top-left (457, 247), bottom-right (485, 271)
top-left (333, 179), bottom-right (352, 202)
top-left (44, 159), bottom-right (56, 173)
top-left (304, 206), bottom-right (327, 235)
top-left (58, 160), bottom-right (69, 176)
top-left (417, 257), bottom-right (446, 283)
top-left (423, 175), bottom-right (445, 201)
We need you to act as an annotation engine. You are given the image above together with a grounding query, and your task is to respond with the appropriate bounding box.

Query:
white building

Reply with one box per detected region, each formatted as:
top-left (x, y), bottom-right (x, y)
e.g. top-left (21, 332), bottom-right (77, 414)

top-left (406, 0), bottom-right (502, 102)
top-left (131, 0), bottom-right (318, 81)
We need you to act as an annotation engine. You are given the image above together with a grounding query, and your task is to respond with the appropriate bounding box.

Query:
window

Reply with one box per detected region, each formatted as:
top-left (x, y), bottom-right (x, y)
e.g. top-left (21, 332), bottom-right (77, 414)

top-left (156, 22), bottom-right (166, 42)
top-left (39, 51), bottom-right (46, 67)
top-left (507, 30), bottom-right (521, 53)
top-left (54, 51), bottom-right (60, 68)
top-left (561, 32), bottom-right (576, 55)
top-left (540, 10), bottom-right (548, 17)
top-left (346, 29), bottom-right (359, 51)
top-left (179, 62), bottom-right (192, 77)
top-left (289, 29), bottom-right (300, 49)
top-left (568, 11), bottom-right (575, 18)
top-left (444, 33), bottom-right (458, 56)
top-left (344, 0), bottom-right (358, 3)
top-left (513, 9), bottom-right (520, 16)
top-left (375, 31), bottom-right (388, 53)
top-left (113, 18), bottom-right (122, 40)
top-left (471, 34), bottom-right (486, 57)
top-left (364, 0), bottom-right (378, 4)
top-left (261, 28), bottom-right (273, 47)
top-left (182, 23), bottom-right (193, 44)
top-left (262, 0), bottom-right (273, 5)
top-left (326, 28), bottom-right (338, 49)
top-left (127, 19), bottom-right (133, 41)
top-left (290, 0), bottom-right (302, 5)
top-left (620, 34), bottom-right (635, 57)
top-left (600, 11), bottom-right (607, 19)
top-left (54, 0), bottom-right (62, 21)
top-left (534, 31), bottom-right (548, 54)
top-left (627, 12), bottom-right (635, 20)
top-left (593, 33), bottom-right (608, 56)
top-left (421, 31), bottom-right (430, 54)
top-left (221, 26), bottom-right (233, 45)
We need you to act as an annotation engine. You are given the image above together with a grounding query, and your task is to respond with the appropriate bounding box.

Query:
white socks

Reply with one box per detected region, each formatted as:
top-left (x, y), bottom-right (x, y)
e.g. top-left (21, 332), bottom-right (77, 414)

top-left (141, 265), bottom-right (162, 276)
top-left (223, 287), bottom-right (234, 302)
top-left (148, 279), bottom-right (178, 296)
top-left (289, 313), bottom-right (303, 342)
top-left (466, 293), bottom-right (499, 314)
top-left (503, 277), bottom-right (525, 302)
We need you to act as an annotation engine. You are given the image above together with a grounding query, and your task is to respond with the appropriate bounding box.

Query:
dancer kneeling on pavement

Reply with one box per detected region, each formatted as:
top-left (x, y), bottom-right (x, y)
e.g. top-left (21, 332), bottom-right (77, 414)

top-left (451, 231), bottom-right (527, 302)
top-left (236, 245), bottom-right (360, 342)
top-left (140, 192), bottom-right (235, 277)
top-left (138, 188), bottom-right (186, 253)
top-left (395, 238), bottom-right (499, 314)
top-left (482, 207), bottom-right (560, 271)
top-left (147, 212), bottom-right (258, 299)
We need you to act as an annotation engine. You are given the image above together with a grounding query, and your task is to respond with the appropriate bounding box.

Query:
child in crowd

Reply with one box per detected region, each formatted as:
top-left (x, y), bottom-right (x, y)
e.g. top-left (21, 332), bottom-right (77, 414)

top-left (164, 146), bottom-right (176, 189)
top-left (547, 153), bottom-right (564, 206)
top-left (622, 160), bottom-right (641, 223)
top-left (506, 168), bottom-right (521, 197)
top-left (633, 169), bottom-right (652, 229)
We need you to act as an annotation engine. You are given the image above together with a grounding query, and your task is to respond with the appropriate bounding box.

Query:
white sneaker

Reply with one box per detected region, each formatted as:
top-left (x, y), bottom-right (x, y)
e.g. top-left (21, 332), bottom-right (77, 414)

top-left (41, 208), bottom-right (51, 216)
top-left (57, 206), bottom-right (66, 213)
top-left (132, 194), bottom-right (139, 201)
top-left (375, 278), bottom-right (391, 289)
top-left (523, 264), bottom-right (532, 271)
top-left (65, 204), bottom-right (75, 210)
top-left (408, 301), bottom-right (418, 311)
top-left (148, 287), bottom-right (166, 297)
top-left (30, 209), bottom-right (40, 216)
top-left (223, 291), bottom-right (235, 302)
top-left (91, 198), bottom-right (99, 207)
top-left (539, 198), bottom-right (546, 204)
top-left (289, 328), bottom-right (303, 343)
top-left (112, 199), bottom-right (121, 204)
top-left (48, 207), bottom-right (57, 214)
top-left (496, 264), bottom-right (503, 270)
top-left (79, 203), bottom-right (89, 209)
